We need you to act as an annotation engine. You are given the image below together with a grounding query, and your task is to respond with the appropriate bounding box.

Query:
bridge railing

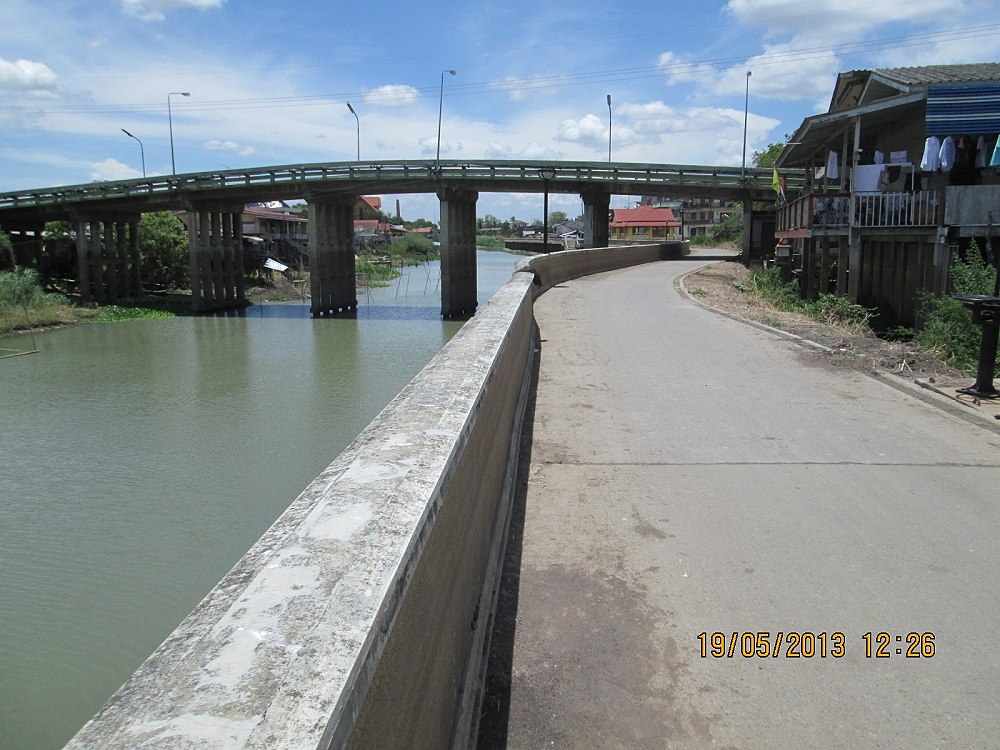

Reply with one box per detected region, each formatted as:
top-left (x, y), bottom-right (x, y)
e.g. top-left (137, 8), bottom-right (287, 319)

top-left (0, 160), bottom-right (804, 214)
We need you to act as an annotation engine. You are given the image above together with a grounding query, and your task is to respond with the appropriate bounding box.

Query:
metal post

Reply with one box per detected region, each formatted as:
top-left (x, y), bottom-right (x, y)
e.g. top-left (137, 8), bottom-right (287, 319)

top-left (607, 94), bottom-right (612, 162)
top-left (168, 91), bottom-right (190, 176)
top-left (121, 128), bottom-right (145, 177)
top-left (346, 102), bottom-right (360, 161)
top-left (538, 167), bottom-right (555, 253)
top-left (741, 71), bottom-right (751, 179)
top-left (436, 69), bottom-right (456, 169)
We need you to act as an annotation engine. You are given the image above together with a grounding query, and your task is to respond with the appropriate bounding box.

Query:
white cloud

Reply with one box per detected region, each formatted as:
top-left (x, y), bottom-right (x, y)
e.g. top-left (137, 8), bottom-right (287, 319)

top-left (122, 0), bottom-right (224, 22)
top-left (204, 139), bottom-right (256, 157)
top-left (555, 114), bottom-right (608, 150)
top-left (491, 74), bottom-right (571, 101)
top-left (363, 85), bottom-right (419, 106)
top-left (91, 157), bottom-right (142, 181)
top-left (724, 0), bottom-right (960, 38)
top-left (0, 58), bottom-right (57, 91)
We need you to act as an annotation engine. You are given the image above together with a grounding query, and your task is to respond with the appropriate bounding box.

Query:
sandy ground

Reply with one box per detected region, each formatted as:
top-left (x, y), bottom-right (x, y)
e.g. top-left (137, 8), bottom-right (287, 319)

top-left (679, 259), bottom-right (1000, 422)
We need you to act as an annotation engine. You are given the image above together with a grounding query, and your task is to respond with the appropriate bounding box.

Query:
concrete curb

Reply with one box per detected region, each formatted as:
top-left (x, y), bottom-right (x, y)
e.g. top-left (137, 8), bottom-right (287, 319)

top-left (676, 263), bottom-right (1000, 436)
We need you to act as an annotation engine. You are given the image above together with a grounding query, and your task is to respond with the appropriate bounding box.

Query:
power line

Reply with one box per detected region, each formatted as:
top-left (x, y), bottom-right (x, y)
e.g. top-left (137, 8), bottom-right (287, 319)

top-left (6, 23), bottom-right (1000, 116)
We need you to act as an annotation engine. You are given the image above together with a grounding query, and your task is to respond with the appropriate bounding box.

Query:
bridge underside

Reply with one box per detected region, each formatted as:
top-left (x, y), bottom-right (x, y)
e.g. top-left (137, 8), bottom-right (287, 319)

top-left (0, 160), bottom-right (786, 315)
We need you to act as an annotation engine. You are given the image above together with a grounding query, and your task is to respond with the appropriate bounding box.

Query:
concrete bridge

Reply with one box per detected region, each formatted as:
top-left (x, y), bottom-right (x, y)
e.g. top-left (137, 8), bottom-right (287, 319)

top-left (0, 159), bottom-right (793, 317)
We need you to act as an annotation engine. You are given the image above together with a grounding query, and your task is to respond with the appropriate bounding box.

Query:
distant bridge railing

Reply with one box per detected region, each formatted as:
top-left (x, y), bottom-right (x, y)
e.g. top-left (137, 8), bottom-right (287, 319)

top-left (0, 160), bottom-right (802, 221)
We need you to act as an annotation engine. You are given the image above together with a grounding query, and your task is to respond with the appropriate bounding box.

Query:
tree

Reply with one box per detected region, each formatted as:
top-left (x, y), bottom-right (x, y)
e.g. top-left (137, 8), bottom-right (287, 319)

top-left (549, 210), bottom-right (568, 226)
top-left (138, 212), bottom-right (188, 290)
top-left (752, 136), bottom-right (792, 169)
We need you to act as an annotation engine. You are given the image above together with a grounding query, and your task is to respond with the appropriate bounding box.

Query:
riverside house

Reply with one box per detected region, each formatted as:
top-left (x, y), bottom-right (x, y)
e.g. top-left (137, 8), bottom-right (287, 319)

top-left (775, 63), bottom-right (1000, 324)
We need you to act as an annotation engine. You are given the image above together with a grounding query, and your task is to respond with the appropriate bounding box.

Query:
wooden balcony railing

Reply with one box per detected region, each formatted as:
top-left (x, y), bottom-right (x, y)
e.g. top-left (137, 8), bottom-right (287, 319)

top-left (776, 190), bottom-right (942, 234)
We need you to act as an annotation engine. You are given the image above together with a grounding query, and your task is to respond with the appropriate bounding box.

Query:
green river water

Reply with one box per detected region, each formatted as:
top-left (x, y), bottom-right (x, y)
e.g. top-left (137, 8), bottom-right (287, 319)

top-left (0, 251), bottom-right (520, 749)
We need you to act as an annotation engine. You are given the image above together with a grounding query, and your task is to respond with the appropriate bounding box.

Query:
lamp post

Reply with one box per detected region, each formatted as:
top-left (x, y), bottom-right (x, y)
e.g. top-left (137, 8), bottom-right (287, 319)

top-left (607, 94), bottom-right (612, 162)
top-left (121, 128), bottom-right (145, 178)
top-left (741, 71), bottom-right (751, 179)
top-left (346, 102), bottom-right (360, 161)
top-left (538, 167), bottom-right (556, 253)
top-left (436, 69), bottom-right (456, 169)
top-left (168, 91), bottom-right (190, 175)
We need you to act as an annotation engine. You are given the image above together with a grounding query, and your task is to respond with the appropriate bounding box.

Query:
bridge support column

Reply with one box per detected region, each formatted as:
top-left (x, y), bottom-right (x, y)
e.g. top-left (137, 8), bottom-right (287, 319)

top-left (438, 187), bottom-right (478, 318)
top-left (308, 194), bottom-right (358, 316)
top-left (187, 207), bottom-right (245, 312)
top-left (581, 190), bottom-right (610, 248)
top-left (74, 215), bottom-right (142, 304)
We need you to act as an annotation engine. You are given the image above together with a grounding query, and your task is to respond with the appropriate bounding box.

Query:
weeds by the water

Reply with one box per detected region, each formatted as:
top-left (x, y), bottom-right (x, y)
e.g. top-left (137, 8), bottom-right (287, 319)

top-left (96, 306), bottom-right (175, 323)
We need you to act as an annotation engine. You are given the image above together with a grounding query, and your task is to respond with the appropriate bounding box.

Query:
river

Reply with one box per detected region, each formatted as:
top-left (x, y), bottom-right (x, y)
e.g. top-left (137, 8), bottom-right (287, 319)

top-left (0, 250), bottom-right (521, 750)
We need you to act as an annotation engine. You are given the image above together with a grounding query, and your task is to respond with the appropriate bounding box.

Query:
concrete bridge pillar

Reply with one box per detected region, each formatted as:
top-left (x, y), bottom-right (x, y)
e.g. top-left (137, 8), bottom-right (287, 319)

top-left (581, 190), bottom-right (610, 248)
top-left (187, 207), bottom-right (245, 312)
top-left (73, 214), bottom-right (142, 304)
top-left (438, 187), bottom-right (478, 318)
top-left (308, 193), bottom-right (358, 316)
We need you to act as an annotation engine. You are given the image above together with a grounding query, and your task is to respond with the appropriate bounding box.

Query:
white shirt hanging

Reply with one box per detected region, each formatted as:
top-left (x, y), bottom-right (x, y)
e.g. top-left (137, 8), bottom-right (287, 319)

top-left (920, 136), bottom-right (941, 171)
top-left (975, 136), bottom-right (989, 169)
top-left (939, 136), bottom-right (956, 172)
top-left (826, 151), bottom-right (839, 180)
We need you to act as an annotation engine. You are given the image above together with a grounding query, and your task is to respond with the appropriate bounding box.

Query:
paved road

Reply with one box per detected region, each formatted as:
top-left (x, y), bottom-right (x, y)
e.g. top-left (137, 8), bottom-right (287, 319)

top-left (479, 254), bottom-right (1000, 749)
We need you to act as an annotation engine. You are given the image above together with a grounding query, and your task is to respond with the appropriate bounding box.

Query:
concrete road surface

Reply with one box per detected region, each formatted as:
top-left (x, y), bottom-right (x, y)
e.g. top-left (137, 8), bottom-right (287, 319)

top-left (478, 254), bottom-right (1000, 749)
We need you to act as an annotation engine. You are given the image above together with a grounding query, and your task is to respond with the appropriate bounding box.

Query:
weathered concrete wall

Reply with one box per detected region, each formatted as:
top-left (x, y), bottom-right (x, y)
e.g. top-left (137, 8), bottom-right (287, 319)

top-left (64, 243), bottom-right (682, 750)
top-left (525, 241), bottom-right (689, 296)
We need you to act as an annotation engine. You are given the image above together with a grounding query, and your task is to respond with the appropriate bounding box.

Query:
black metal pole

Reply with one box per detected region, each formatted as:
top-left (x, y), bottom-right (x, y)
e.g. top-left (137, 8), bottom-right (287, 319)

top-left (543, 180), bottom-right (549, 253)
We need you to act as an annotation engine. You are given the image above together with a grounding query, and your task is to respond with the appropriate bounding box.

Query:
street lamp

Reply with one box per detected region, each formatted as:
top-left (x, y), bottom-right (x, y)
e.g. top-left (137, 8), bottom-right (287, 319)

top-left (436, 69), bottom-right (456, 169)
top-left (741, 71), bottom-right (751, 179)
top-left (121, 128), bottom-right (145, 178)
top-left (168, 91), bottom-right (190, 175)
top-left (607, 94), bottom-right (612, 162)
top-left (346, 101), bottom-right (360, 161)
top-left (538, 167), bottom-right (556, 253)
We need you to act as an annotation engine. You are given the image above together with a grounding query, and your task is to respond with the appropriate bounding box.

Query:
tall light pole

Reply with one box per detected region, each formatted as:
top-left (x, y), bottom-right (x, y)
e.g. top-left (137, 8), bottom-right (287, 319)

top-left (538, 167), bottom-right (556, 253)
top-left (346, 102), bottom-right (360, 161)
top-left (168, 91), bottom-right (190, 175)
top-left (436, 69), bottom-right (456, 169)
top-left (741, 71), bottom-right (751, 179)
top-left (121, 128), bottom-right (145, 178)
top-left (607, 94), bottom-right (612, 162)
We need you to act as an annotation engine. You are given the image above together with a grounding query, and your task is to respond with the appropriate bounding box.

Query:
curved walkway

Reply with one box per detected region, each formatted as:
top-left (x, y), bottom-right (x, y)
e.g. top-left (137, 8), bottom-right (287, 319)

top-left (479, 253), bottom-right (1000, 748)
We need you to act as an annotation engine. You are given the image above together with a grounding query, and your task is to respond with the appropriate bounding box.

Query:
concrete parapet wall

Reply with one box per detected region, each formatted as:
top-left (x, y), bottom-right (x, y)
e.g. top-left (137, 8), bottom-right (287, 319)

top-left (524, 241), bottom-right (689, 296)
top-left (65, 242), bottom-right (680, 750)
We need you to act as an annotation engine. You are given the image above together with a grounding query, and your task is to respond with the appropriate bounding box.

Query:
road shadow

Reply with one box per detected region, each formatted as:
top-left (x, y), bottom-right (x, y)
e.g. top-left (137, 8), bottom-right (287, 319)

top-left (474, 322), bottom-right (540, 749)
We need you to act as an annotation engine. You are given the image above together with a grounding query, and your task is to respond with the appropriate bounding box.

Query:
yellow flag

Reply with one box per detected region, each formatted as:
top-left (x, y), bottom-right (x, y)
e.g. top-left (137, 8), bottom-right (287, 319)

top-left (772, 167), bottom-right (781, 197)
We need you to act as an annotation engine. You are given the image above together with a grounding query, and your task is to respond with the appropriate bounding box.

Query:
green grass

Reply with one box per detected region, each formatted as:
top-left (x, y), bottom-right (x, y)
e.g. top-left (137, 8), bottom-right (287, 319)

top-left (95, 305), bottom-right (175, 323)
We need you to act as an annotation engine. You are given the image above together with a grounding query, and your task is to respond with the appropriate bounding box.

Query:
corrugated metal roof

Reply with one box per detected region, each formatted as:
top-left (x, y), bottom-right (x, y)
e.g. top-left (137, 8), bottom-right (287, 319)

top-left (927, 82), bottom-right (1000, 135)
top-left (873, 64), bottom-right (1000, 87)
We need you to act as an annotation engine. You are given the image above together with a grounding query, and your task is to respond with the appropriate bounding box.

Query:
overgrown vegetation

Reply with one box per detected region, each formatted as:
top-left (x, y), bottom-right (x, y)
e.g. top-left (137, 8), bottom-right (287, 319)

top-left (915, 245), bottom-right (999, 375)
top-left (745, 266), bottom-right (874, 333)
top-left (137, 212), bottom-right (189, 290)
top-left (476, 234), bottom-right (505, 249)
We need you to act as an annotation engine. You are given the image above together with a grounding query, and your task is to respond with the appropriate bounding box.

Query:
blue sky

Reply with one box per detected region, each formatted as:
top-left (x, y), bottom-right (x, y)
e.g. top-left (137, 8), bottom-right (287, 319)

top-left (2, 0), bottom-right (999, 221)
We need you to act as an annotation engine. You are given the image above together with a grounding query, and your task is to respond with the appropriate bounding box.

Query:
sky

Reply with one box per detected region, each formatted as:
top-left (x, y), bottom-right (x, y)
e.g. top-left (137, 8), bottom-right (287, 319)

top-left (2, 0), bottom-right (1000, 222)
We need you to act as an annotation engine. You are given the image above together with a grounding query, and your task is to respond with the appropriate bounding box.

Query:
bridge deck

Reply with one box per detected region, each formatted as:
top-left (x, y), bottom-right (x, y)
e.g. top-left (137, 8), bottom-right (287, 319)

top-left (0, 160), bottom-right (798, 224)
top-left (478, 253), bottom-right (1000, 748)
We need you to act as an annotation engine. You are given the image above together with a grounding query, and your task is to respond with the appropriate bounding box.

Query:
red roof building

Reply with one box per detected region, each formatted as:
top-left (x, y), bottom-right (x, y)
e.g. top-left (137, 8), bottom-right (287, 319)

top-left (609, 205), bottom-right (680, 241)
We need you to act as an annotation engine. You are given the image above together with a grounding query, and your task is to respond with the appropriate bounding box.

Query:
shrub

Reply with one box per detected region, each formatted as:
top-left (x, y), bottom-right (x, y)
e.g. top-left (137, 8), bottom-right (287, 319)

top-left (0, 268), bottom-right (47, 308)
top-left (805, 293), bottom-right (873, 332)
top-left (915, 246), bottom-right (998, 375)
top-left (138, 212), bottom-right (189, 290)
top-left (746, 266), bottom-right (801, 310)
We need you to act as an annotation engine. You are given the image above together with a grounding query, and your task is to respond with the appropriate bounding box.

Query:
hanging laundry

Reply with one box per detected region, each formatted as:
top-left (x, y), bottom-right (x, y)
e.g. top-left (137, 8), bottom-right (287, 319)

top-left (920, 136), bottom-right (941, 171)
top-left (873, 151), bottom-right (885, 164)
top-left (991, 137), bottom-right (1000, 167)
top-left (826, 150), bottom-right (839, 180)
top-left (975, 136), bottom-right (989, 169)
top-left (938, 136), bottom-right (956, 171)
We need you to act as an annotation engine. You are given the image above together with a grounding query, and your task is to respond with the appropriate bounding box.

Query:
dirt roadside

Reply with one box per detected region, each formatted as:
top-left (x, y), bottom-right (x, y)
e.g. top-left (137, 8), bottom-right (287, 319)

top-left (679, 259), bottom-right (1000, 423)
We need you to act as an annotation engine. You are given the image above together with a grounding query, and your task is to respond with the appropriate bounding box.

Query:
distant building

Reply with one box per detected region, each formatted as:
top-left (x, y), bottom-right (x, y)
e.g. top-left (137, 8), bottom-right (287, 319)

top-left (678, 198), bottom-right (732, 240)
top-left (609, 205), bottom-right (680, 241)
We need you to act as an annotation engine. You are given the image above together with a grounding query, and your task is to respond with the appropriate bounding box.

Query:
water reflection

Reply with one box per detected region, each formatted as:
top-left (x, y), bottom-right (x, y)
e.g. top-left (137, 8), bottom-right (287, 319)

top-left (0, 250), bottom-right (519, 750)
